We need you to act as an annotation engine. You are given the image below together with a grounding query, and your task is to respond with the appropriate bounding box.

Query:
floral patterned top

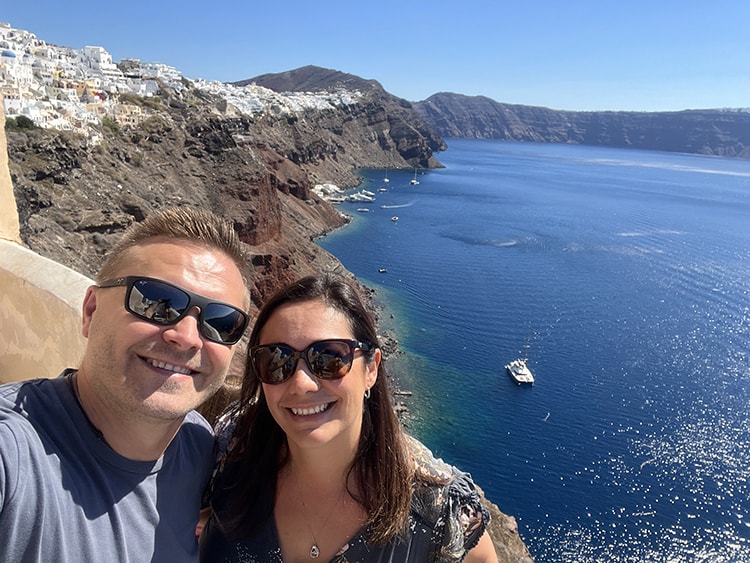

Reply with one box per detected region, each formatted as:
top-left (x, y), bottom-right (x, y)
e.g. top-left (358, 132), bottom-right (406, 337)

top-left (200, 427), bottom-right (489, 563)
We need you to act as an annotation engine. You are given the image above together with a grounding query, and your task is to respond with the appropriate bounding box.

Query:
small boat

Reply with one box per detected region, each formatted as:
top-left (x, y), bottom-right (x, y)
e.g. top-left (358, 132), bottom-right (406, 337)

top-left (383, 168), bottom-right (390, 183)
top-left (378, 187), bottom-right (388, 192)
top-left (410, 168), bottom-right (420, 185)
top-left (505, 358), bottom-right (535, 385)
top-left (356, 208), bottom-right (370, 212)
top-left (391, 216), bottom-right (399, 222)
top-left (506, 331), bottom-right (535, 384)
top-left (345, 191), bottom-right (375, 203)
top-left (378, 268), bottom-right (388, 273)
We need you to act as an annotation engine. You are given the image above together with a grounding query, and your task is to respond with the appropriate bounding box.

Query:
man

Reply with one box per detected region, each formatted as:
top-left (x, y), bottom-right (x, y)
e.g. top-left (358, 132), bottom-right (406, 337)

top-left (0, 207), bottom-right (250, 562)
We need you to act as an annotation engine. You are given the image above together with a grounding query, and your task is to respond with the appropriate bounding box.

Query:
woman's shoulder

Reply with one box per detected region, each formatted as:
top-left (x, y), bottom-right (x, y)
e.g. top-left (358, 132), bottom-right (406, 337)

top-left (407, 434), bottom-right (456, 481)
top-left (407, 435), bottom-right (491, 559)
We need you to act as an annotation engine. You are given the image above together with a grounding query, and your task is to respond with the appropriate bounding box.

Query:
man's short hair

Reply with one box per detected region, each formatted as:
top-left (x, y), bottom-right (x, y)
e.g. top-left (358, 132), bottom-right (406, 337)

top-left (96, 207), bottom-right (250, 296)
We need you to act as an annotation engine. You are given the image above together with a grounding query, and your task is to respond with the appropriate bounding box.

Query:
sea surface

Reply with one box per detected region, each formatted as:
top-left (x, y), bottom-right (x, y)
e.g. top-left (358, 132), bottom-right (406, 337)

top-left (317, 139), bottom-right (750, 563)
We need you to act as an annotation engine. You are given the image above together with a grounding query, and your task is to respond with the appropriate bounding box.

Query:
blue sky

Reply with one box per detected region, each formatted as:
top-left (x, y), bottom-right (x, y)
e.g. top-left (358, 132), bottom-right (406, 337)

top-left (3, 0), bottom-right (749, 111)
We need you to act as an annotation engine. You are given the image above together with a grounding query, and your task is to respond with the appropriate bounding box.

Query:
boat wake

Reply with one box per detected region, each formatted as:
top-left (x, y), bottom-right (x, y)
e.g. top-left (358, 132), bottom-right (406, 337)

top-left (380, 200), bottom-right (417, 209)
top-left (441, 233), bottom-right (519, 247)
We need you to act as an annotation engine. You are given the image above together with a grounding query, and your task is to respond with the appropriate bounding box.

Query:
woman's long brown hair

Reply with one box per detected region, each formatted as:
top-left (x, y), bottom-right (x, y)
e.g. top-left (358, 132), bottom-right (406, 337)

top-left (216, 274), bottom-right (414, 545)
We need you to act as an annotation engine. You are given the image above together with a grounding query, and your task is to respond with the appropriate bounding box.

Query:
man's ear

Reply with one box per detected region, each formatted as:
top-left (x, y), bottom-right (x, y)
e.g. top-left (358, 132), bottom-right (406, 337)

top-left (81, 286), bottom-right (98, 339)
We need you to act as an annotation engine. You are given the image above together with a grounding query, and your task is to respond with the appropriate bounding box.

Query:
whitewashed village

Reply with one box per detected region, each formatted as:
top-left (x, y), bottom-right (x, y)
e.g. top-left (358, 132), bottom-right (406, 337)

top-left (0, 22), bottom-right (369, 199)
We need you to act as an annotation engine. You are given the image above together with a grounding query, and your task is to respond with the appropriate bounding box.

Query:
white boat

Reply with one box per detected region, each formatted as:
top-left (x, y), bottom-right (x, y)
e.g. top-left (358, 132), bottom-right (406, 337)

top-left (391, 216), bottom-right (399, 222)
top-left (505, 358), bottom-right (534, 385)
top-left (345, 191), bottom-right (375, 202)
top-left (383, 168), bottom-right (390, 183)
top-left (357, 208), bottom-right (370, 212)
top-left (410, 168), bottom-right (420, 185)
top-left (506, 332), bottom-right (535, 384)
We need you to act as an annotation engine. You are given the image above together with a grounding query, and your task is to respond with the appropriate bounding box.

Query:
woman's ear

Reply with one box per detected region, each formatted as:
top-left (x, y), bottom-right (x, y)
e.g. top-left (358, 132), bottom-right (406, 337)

top-left (366, 347), bottom-right (381, 389)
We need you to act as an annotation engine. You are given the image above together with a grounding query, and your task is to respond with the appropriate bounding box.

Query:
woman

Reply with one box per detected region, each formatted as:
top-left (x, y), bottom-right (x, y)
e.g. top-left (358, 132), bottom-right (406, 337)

top-left (200, 274), bottom-right (498, 562)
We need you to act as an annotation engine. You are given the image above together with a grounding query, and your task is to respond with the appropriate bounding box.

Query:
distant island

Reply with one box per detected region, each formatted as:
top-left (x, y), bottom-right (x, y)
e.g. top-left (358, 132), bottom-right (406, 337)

top-left (413, 92), bottom-right (750, 158)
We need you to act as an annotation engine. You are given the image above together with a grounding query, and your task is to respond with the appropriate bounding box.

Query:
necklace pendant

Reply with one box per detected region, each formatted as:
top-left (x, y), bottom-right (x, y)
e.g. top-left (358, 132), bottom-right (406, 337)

top-left (310, 544), bottom-right (320, 558)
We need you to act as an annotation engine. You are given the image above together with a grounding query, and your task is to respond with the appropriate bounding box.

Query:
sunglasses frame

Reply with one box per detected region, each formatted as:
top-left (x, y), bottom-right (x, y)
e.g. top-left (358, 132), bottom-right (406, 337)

top-left (97, 275), bottom-right (248, 345)
top-left (249, 338), bottom-right (373, 384)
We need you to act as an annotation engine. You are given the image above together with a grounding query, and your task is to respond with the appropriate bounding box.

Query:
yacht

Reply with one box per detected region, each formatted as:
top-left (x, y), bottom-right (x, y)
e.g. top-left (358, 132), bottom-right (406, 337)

top-left (506, 331), bottom-right (535, 384)
top-left (505, 358), bottom-right (534, 385)
top-left (410, 168), bottom-right (420, 185)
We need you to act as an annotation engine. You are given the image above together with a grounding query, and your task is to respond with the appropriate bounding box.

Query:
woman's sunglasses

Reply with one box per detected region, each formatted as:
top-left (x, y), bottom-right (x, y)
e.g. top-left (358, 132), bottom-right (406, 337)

top-left (98, 276), bottom-right (248, 345)
top-left (249, 339), bottom-right (372, 384)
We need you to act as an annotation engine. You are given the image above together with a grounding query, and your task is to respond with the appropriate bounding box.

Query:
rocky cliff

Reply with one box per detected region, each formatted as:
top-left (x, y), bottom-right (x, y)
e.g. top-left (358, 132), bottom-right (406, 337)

top-left (8, 78), bottom-right (441, 298)
top-left (414, 92), bottom-right (750, 158)
top-left (237, 65), bottom-right (447, 167)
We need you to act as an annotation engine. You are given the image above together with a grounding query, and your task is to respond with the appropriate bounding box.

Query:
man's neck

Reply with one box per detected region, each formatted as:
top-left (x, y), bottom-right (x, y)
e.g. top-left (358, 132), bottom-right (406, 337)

top-left (69, 370), bottom-right (183, 461)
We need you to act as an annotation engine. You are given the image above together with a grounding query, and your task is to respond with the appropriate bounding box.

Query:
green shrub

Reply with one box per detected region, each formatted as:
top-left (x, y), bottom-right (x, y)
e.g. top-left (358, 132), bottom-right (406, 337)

top-left (5, 115), bottom-right (37, 130)
top-left (102, 117), bottom-right (120, 133)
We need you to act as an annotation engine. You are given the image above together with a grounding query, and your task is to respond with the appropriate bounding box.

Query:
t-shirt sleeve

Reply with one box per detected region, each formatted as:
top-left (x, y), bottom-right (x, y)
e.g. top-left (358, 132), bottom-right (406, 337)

top-left (0, 417), bottom-right (22, 510)
top-left (0, 427), bottom-right (10, 508)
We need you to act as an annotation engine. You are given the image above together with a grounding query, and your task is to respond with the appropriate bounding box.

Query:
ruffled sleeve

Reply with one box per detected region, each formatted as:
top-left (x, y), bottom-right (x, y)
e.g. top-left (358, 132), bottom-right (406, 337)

top-left (201, 414), bottom-right (237, 507)
top-left (408, 436), bottom-right (491, 562)
top-left (441, 471), bottom-right (490, 554)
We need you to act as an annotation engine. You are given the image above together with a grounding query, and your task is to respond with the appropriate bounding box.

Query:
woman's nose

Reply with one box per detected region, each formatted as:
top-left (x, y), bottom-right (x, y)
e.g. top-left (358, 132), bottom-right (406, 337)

top-left (286, 358), bottom-right (321, 392)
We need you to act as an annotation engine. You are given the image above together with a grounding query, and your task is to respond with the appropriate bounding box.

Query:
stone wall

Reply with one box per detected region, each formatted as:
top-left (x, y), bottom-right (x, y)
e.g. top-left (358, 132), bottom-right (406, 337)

top-left (0, 95), bottom-right (20, 243)
top-left (0, 95), bottom-right (88, 384)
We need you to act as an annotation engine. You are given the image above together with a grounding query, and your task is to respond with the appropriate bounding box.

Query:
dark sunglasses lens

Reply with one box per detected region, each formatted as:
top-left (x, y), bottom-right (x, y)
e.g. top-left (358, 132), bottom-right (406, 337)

top-left (128, 279), bottom-right (189, 323)
top-left (307, 340), bottom-right (354, 379)
top-left (202, 304), bottom-right (246, 344)
top-left (253, 345), bottom-right (296, 384)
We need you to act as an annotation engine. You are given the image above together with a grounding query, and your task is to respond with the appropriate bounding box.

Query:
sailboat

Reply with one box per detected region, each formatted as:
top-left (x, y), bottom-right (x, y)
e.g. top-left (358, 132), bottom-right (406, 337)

top-left (383, 167), bottom-right (390, 184)
top-left (410, 168), bottom-right (420, 185)
top-left (505, 332), bottom-right (535, 384)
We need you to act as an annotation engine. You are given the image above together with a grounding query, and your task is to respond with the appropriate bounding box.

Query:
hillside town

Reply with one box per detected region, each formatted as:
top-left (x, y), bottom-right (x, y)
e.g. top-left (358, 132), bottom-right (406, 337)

top-left (0, 22), bottom-right (362, 136)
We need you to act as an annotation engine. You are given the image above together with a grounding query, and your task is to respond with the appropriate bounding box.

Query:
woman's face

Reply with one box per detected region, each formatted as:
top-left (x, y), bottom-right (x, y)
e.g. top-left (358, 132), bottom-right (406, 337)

top-left (258, 299), bottom-right (379, 455)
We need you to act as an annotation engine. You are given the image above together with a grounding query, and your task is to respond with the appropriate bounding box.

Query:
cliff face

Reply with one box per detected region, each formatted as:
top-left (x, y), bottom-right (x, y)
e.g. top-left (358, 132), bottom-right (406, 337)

top-left (238, 66), bottom-right (447, 170)
top-left (414, 92), bottom-right (750, 158)
top-left (7, 79), bottom-right (444, 307)
top-left (8, 114), bottom-right (333, 309)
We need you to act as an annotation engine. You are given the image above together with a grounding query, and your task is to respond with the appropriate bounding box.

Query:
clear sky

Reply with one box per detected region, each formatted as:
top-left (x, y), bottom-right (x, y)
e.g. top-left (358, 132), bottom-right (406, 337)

top-left (3, 0), bottom-right (749, 112)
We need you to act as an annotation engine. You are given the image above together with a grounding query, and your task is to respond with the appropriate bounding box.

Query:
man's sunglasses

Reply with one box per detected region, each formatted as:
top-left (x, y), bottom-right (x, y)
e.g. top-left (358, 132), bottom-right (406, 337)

top-left (249, 339), bottom-right (372, 384)
top-left (98, 276), bottom-right (248, 345)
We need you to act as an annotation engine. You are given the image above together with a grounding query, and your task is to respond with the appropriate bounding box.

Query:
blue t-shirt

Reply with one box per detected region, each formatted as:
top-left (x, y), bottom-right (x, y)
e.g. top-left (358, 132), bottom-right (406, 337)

top-left (0, 372), bottom-right (215, 562)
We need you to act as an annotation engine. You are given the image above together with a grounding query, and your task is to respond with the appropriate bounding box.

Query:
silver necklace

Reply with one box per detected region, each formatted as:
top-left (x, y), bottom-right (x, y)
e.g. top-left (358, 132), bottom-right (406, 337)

top-left (291, 468), bottom-right (346, 559)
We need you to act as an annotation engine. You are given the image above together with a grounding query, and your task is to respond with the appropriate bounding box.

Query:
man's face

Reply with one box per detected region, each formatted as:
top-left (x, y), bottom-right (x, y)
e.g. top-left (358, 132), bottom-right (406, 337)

top-left (79, 240), bottom-right (247, 422)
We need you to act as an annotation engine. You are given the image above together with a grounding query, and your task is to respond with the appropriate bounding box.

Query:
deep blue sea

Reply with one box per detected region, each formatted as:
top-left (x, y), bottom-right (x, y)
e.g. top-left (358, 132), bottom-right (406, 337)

top-left (317, 139), bottom-right (750, 562)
